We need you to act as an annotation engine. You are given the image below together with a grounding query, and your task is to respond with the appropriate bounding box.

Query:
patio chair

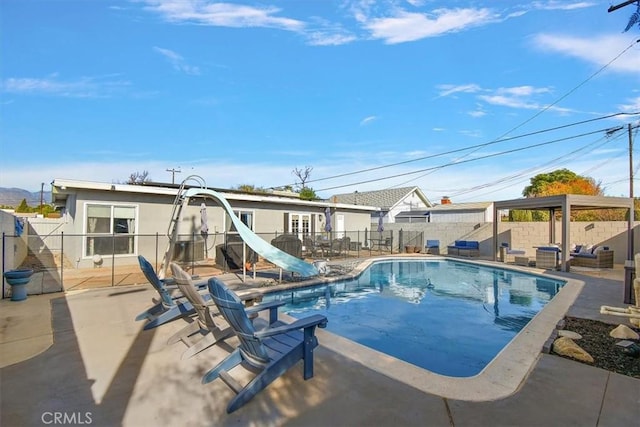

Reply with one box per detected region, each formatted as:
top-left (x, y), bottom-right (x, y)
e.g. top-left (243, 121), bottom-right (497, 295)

top-left (136, 255), bottom-right (216, 330)
top-left (167, 263), bottom-right (236, 359)
top-left (500, 242), bottom-right (525, 263)
top-left (302, 235), bottom-right (320, 258)
top-left (203, 278), bottom-right (328, 413)
top-left (425, 240), bottom-right (440, 255)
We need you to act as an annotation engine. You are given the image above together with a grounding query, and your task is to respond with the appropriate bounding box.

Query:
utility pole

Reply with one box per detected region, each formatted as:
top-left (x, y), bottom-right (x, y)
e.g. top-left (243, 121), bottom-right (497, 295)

top-left (166, 168), bottom-right (181, 184)
top-left (629, 123), bottom-right (634, 199)
top-left (40, 182), bottom-right (44, 215)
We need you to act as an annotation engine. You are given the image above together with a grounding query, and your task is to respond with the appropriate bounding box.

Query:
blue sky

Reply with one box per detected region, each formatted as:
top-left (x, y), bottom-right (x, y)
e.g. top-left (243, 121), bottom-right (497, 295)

top-left (1, 0), bottom-right (639, 203)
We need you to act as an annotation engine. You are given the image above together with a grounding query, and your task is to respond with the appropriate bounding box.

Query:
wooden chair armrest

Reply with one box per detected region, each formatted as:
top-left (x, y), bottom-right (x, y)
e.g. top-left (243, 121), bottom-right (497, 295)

top-left (254, 314), bottom-right (328, 338)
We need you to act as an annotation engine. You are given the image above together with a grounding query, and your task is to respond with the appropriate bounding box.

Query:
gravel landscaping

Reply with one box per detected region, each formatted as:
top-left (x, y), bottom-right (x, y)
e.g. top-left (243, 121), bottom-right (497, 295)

top-left (554, 317), bottom-right (640, 378)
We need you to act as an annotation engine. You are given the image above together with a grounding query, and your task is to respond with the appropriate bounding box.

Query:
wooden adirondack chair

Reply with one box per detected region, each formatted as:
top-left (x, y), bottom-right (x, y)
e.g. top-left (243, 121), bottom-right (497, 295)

top-left (166, 263), bottom-right (237, 359)
top-left (136, 255), bottom-right (209, 330)
top-left (204, 278), bottom-right (328, 413)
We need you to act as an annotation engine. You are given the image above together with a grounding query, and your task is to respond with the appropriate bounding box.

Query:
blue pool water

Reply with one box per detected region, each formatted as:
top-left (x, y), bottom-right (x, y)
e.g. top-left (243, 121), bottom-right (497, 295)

top-left (263, 259), bottom-right (565, 377)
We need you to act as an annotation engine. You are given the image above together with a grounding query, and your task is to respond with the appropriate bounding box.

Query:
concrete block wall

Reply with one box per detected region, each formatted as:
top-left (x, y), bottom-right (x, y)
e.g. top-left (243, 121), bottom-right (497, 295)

top-left (383, 221), bottom-right (639, 264)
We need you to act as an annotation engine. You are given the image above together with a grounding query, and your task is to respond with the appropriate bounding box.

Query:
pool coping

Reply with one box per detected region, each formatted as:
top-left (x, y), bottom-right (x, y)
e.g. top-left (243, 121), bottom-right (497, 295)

top-left (263, 255), bottom-right (584, 401)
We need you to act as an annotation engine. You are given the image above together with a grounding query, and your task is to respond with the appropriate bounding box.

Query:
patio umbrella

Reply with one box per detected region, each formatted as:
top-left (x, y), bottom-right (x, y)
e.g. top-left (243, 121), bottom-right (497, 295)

top-left (324, 207), bottom-right (332, 233)
top-left (377, 212), bottom-right (384, 232)
top-left (200, 203), bottom-right (209, 257)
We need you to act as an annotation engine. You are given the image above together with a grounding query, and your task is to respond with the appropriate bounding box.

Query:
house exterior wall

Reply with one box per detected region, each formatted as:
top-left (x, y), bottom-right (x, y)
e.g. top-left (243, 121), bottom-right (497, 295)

top-left (387, 191), bottom-right (430, 223)
top-left (429, 206), bottom-right (493, 223)
top-left (52, 186), bottom-right (374, 268)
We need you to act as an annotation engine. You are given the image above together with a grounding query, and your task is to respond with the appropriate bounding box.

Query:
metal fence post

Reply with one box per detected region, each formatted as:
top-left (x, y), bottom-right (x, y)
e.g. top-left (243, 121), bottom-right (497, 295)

top-left (1, 232), bottom-right (5, 299)
top-left (60, 232), bottom-right (64, 292)
top-left (111, 232), bottom-right (115, 286)
top-left (155, 232), bottom-right (159, 271)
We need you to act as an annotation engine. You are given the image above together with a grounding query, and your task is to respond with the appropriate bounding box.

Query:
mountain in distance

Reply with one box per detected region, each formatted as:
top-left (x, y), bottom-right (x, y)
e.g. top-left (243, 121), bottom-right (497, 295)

top-left (0, 187), bottom-right (52, 207)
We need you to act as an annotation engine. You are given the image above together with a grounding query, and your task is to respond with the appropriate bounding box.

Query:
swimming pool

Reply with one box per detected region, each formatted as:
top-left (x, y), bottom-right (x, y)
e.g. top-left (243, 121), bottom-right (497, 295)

top-left (262, 259), bottom-right (566, 377)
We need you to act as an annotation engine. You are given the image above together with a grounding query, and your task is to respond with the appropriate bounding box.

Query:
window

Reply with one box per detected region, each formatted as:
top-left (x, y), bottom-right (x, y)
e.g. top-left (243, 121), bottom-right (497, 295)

top-left (85, 204), bottom-right (137, 257)
top-left (227, 209), bottom-right (254, 232)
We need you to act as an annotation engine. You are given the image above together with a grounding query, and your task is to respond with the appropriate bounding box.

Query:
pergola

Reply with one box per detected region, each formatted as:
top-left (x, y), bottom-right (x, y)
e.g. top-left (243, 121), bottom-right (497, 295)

top-left (492, 194), bottom-right (635, 273)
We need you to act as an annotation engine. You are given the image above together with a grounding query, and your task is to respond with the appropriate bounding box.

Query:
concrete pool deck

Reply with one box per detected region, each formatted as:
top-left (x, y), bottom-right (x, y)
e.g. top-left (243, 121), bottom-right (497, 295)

top-left (1, 257), bottom-right (639, 426)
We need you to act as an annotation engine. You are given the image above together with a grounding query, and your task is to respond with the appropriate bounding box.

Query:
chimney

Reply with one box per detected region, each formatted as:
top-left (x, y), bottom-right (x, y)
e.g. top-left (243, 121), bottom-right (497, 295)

top-left (441, 196), bottom-right (451, 205)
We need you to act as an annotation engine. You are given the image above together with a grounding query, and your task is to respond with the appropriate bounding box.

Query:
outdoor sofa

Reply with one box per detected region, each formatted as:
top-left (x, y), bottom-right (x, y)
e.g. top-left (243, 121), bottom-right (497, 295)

top-left (570, 245), bottom-right (614, 268)
top-left (447, 240), bottom-right (479, 257)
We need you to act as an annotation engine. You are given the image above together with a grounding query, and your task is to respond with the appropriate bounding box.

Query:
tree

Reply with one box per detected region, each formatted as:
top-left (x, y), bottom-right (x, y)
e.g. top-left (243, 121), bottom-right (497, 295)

top-left (15, 198), bottom-right (30, 213)
top-left (292, 166), bottom-right (313, 190)
top-left (291, 166), bottom-right (318, 200)
top-left (522, 169), bottom-right (602, 197)
top-left (508, 209), bottom-right (533, 222)
top-left (234, 184), bottom-right (269, 194)
top-left (127, 171), bottom-right (151, 185)
top-left (520, 169), bottom-right (628, 221)
top-left (299, 187), bottom-right (317, 201)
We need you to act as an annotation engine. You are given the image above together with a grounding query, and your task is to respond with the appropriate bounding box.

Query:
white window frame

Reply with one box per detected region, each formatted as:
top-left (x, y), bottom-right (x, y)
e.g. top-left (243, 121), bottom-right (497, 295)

top-left (83, 202), bottom-right (139, 258)
top-left (288, 212), bottom-right (311, 240)
top-left (226, 209), bottom-right (256, 232)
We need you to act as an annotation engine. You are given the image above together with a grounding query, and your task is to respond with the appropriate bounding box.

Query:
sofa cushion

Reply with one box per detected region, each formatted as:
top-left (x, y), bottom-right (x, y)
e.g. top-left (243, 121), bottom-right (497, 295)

top-left (579, 245), bottom-right (592, 254)
top-left (574, 253), bottom-right (597, 259)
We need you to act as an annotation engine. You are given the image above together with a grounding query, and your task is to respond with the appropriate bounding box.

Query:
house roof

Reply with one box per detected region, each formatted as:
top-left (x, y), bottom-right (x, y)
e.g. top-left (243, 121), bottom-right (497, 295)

top-left (50, 178), bottom-right (378, 211)
top-left (330, 186), bottom-right (431, 210)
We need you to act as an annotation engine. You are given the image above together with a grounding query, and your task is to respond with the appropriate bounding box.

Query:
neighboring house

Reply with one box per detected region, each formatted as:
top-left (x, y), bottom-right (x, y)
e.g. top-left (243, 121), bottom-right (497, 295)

top-left (396, 200), bottom-right (494, 223)
top-left (50, 179), bottom-right (376, 269)
top-left (330, 186), bottom-right (432, 225)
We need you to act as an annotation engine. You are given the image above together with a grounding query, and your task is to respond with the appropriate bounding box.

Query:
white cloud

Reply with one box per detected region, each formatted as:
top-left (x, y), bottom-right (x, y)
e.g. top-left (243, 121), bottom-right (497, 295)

top-left (364, 8), bottom-right (498, 44)
top-left (141, 0), bottom-right (305, 31)
top-left (468, 110), bottom-right (486, 118)
top-left (360, 115), bottom-right (378, 125)
top-left (436, 83), bottom-right (482, 98)
top-left (306, 31), bottom-right (357, 46)
top-left (533, 33), bottom-right (640, 74)
top-left (531, 1), bottom-right (596, 11)
top-left (153, 47), bottom-right (201, 75)
top-left (618, 96), bottom-right (640, 113)
top-left (1, 74), bottom-right (130, 98)
top-left (478, 85), bottom-right (575, 113)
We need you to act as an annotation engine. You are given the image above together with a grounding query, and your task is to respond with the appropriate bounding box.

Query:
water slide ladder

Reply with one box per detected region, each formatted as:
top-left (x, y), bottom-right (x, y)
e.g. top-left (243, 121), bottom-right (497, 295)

top-left (158, 176), bottom-right (207, 279)
top-left (159, 176), bottom-right (318, 280)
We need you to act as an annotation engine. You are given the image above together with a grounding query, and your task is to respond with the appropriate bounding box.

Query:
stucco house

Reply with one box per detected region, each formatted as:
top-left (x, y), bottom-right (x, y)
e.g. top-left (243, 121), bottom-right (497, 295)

top-left (330, 186), bottom-right (432, 225)
top-left (50, 179), bottom-right (376, 269)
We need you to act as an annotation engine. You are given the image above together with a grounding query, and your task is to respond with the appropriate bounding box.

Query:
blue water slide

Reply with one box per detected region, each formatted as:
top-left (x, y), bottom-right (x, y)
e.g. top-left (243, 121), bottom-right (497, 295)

top-left (183, 188), bottom-right (318, 278)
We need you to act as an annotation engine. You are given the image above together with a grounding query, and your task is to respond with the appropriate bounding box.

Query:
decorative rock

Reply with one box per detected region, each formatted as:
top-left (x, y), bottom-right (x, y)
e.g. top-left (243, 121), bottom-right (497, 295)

top-left (552, 337), bottom-right (594, 363)
top-left (609, 324), bottom-right (640, 340)
top-left (558, 330), bottom-right (583, 340)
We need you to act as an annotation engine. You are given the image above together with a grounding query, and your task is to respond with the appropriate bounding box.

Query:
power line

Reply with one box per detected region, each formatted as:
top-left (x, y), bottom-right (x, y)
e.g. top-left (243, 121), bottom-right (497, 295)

top-left (308, 112), bottom-right (636, 187)
top-left (315, 126), bottom-right (618, 192)
top-left (446, 131), bottom-right (623, 199)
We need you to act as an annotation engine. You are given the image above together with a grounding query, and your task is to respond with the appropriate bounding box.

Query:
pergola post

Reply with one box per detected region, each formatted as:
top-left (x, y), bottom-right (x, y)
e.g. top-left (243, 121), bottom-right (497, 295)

top-left (561, 199), bottom-right (571, 272)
